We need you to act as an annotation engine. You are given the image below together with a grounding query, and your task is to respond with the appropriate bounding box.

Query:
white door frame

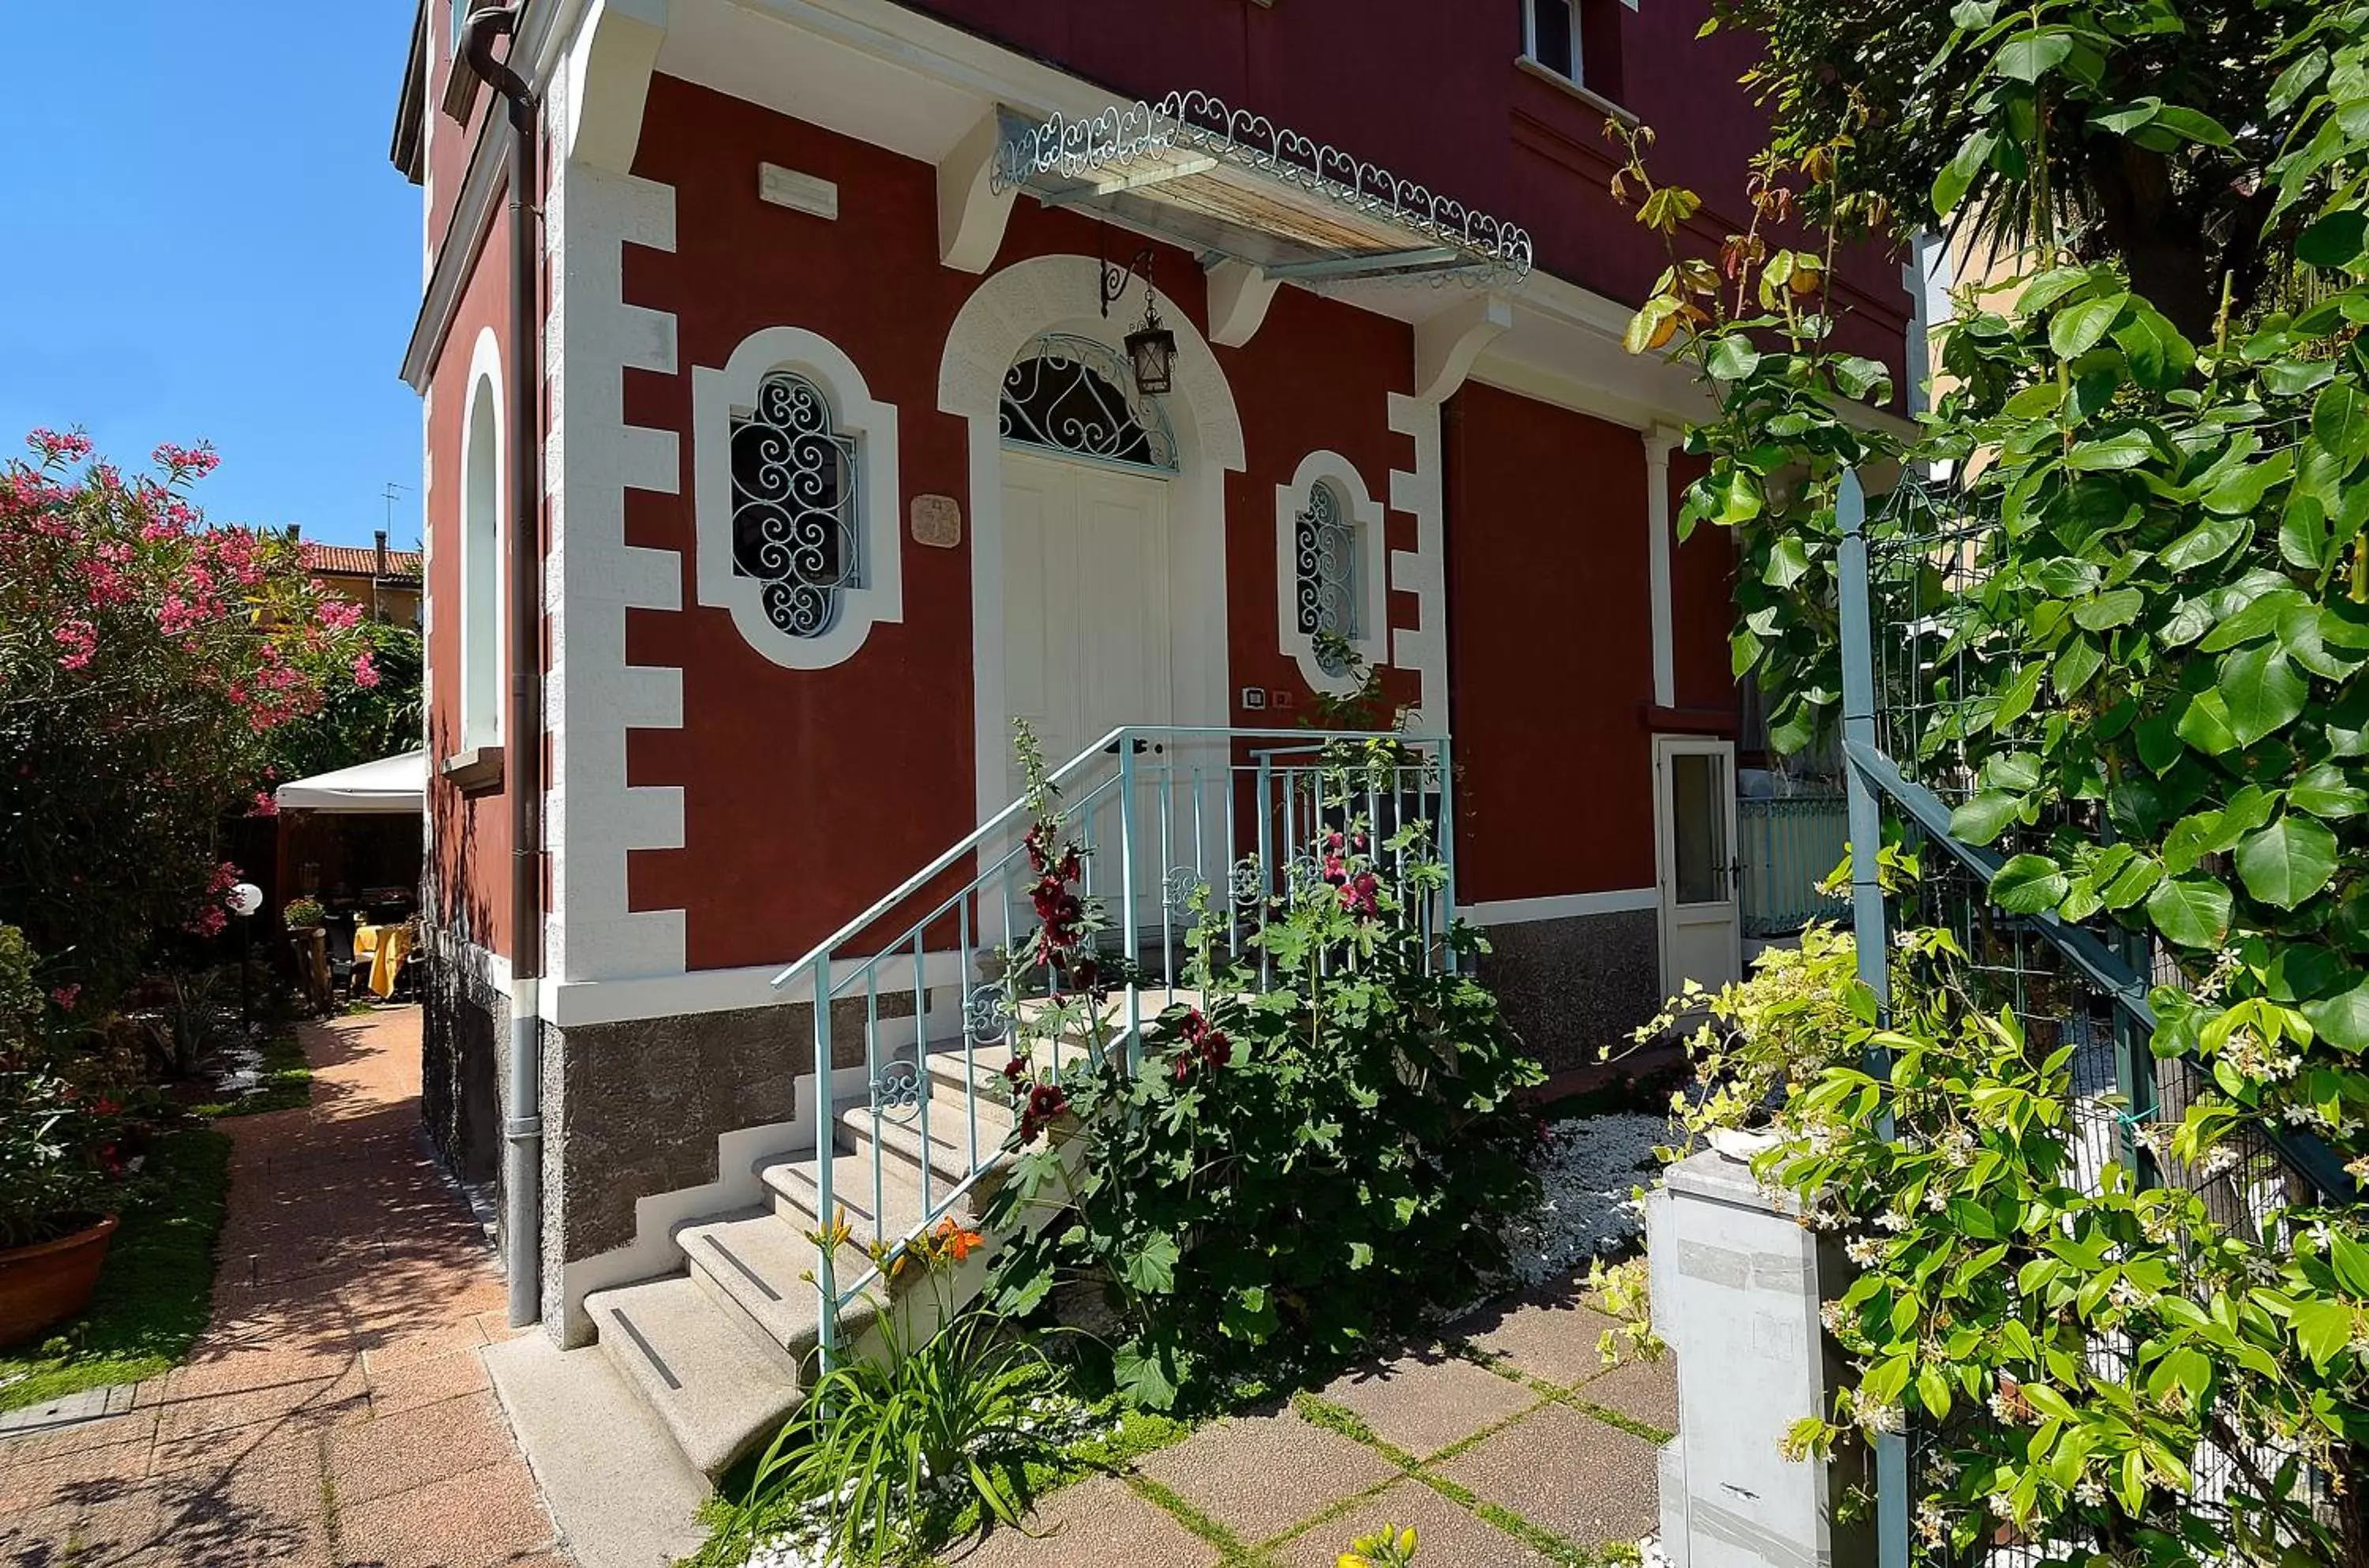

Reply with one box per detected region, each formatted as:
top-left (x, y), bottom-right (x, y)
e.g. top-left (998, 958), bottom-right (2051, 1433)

top-left (1653, 733), bottom-right (1742, 998)
top-left (937, 258), bottom-right (1245, 829)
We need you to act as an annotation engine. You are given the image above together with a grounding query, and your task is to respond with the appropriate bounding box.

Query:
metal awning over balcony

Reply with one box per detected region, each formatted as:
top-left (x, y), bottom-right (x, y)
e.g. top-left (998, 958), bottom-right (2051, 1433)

top-left (993, 92), bottom-right (1533, 286)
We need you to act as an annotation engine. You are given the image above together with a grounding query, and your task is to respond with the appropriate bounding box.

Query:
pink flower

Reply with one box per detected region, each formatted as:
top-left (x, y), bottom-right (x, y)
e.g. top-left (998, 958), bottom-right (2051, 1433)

top-left (27, 428), bottom-right (92, 463)
top-left (52, 618), bottom-right (96, 670)
top-left (317, 597), bottom-right (363, 631)
top-left (50, 984), bottom-right (81, 1011)
top-left (351, 651), bottom-right (381, 688)
top-left (152, 441), bottom-right (220, 478)
top-left (247, 791), bottom-right (279, 818)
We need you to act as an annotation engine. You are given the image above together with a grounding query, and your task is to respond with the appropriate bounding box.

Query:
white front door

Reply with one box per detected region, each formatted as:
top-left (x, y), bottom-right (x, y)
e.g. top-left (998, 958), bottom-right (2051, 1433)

top-left (1000, 449), bottom-right (1175, 781)
top-left (1654, 735), bottom-right (1742, 997)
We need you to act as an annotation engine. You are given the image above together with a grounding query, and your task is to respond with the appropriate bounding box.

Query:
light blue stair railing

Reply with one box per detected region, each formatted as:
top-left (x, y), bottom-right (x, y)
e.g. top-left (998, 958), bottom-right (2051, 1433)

top-left (768, 725), bottom-right (1453, 1371)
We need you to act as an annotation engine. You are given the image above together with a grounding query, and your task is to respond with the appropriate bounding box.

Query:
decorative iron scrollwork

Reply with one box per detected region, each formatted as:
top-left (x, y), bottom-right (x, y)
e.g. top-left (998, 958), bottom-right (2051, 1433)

top-left (730, 369), bottom-right (861, 640)
top-left (1295, 479), bottom-right (1356, 677)
top-left (871, 1056), bottom-right (924, 1123)
top-left (999, 334), bottom-right (1178, 473)
top-left (1162, 865), bottom-right (1203, 916)
top-left (963, 983), bottom-right (1012, 1045)
top-left (1230, 855), bottom-right (1265, 910)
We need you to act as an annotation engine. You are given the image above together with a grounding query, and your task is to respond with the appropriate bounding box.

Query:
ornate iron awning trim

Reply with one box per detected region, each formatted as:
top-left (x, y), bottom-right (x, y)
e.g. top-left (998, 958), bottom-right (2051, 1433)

top-left (993, 92), bottom-right (1534, 287)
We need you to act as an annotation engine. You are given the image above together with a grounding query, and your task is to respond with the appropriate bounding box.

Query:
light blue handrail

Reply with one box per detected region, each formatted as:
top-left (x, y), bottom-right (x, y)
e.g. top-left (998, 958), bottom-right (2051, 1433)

top-left (770, 724), bottom-right (1453, 1370)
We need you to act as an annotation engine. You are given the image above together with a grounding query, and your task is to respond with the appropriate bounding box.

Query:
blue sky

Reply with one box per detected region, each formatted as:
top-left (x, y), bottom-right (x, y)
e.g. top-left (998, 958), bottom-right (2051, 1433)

top-left (1, 5), bottom-right (424, 549)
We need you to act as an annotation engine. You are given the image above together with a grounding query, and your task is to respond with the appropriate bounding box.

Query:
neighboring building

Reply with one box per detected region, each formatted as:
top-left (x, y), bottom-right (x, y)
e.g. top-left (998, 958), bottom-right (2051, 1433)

top-left (296, 531), bottom-right (425, 627)
top-left (389, 0), bottom-right (1917, 1368)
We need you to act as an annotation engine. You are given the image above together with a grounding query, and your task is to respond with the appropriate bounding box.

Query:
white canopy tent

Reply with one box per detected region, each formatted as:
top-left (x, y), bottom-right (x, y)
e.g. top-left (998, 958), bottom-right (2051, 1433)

top-left (274, 750), bottom-right (426, 815)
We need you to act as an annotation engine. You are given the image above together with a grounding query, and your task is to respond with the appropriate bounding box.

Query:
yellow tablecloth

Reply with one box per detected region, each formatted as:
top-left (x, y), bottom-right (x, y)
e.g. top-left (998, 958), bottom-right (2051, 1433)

top-left (351, 924), bottom-right (414, 1000)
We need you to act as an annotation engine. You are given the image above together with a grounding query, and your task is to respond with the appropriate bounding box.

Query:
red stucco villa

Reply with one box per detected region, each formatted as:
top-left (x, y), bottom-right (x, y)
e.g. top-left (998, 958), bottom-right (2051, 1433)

top-left (389, 0), bottom-right (1917, 1476)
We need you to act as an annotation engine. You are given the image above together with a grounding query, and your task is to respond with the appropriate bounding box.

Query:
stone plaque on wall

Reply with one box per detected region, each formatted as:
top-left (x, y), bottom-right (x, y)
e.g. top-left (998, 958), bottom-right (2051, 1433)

top-left (910, 494), bottom-right (962, 549)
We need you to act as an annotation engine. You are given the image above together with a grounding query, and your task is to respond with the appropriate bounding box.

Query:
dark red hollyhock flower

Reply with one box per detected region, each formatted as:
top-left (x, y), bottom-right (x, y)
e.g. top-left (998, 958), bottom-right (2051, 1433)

top-left (1340, 872), bottom-right (1380, 917)
top-left (1326, 831), bottom-right (1345, 853)
top-left (1019, 1081), bottom-right (1072, 1143)
top-left (1001, 1056), bottom-right (1030, 1087)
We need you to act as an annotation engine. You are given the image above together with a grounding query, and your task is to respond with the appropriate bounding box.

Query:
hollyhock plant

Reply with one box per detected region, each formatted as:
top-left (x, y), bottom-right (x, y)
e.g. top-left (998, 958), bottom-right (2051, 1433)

top-left (0, 429), bottom-right (374, 1000)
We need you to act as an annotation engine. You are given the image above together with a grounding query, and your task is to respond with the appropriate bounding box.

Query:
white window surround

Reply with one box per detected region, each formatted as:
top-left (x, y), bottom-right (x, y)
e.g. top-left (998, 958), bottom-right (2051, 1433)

top-left (458, 325), bottom-right (505, 754)
top-left (693, 325), bottom-right (902, 670)
top-left (1275, 449), bottom-right (1387, 696)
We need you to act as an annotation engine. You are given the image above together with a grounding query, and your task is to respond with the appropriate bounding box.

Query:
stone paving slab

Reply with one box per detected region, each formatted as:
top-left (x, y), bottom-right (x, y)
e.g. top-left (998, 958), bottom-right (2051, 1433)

top-left (1432, 1398), bottom-right (1661, 1551)
top-left (1455, 1280), bottom-right (1624, 1389)
top-left (1576, 1354), bottom-right (1678, 1435)
top-left (0, 1379), bottom-right (141, 1436)
top-left (1318, 1346), bottom-right (1544, 1460)
top-left (0, 1008), bottom-right (568, 1568)
top-left (948, 1474), bottom-right (1222, 1568)
top-left (1133, 1404), bottom-right (1400, 1546)
top-left (1271, 1476), bottom-right (1555, 1568)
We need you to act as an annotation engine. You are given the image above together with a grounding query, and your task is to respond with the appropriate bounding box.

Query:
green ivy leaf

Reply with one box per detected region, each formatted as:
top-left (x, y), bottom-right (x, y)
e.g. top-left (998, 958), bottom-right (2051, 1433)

top-left (2174, 688), bottom-right (2240, 755)
top-left (1932, 129), bottom-right (1995, 218)
top-left (2292, 1300), bottom-right (2356, 1370)
top-left (1993, 28), bottom-right (2074, 84)
top-left (2299, 212), bottom-right (2369, 272)
top-left (2331, 1234), bottom-right (2369, 1298)
top-left (2049, 294), bottom-right (2127, 360)
top-left (1991, 853), bottom-right (2068, 914)
top-left (2160, 513), bottom-right (2249, 568)
top-left (2072, 589), bottom-right (2142, 631)
top-left (2315, 381), bottom-right (2369, 463)
top-left (2054, 634), bottom-right (2104, 696)
top-left (2150, 105), bottom-right (2235, 148)
top-left (2099, 854), bottom-right (2164, 910)
top-left (2148, 876), bottom-right (2234, 948)
top-left (1706, 334), bottom-right (1762, 382)
top-left (2236, 816), bottom-right (2339, 909)
top-left (2293, 763), bottom-right (2369, 819)
top-left (1993, 662), bottom-right (2046, 730)
top-left (2303, 981), bottom-right (2369, 1052)
top-left (2217, 644), bottom-right (2310, 745)
top-left (1951, 791), bottom-right (2023, 846)
top-left (2201, 450), bottom-right (2292, 517)
top-left (1764, 535), bottom-right (1812, 589)
top-left (2066, 428), bottom-right (2158, 471)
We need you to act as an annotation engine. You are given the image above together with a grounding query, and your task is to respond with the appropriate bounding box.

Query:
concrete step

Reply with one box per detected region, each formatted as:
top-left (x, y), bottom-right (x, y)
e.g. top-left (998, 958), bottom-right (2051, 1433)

top-left (766, 1147), bottom-right (948, 1244)
top-left (674, 1209), bottom-right (834, 1367)
top-left (584, 1274), bottom-right (804, 1479)
top-left (843, 1076), bottom-right (1019, 1191)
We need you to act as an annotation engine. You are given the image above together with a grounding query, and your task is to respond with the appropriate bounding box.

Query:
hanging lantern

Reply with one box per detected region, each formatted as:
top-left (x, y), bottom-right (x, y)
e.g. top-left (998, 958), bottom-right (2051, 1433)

top-left (1125, 292), bottom-right (1177, 397)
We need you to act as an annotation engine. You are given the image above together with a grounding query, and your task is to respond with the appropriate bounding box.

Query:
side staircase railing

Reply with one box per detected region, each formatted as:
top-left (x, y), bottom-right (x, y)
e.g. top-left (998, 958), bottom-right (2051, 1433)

top-left (768, 725), bottom-right (1453, 1369)
top-left (1834, 471), bottom-right (2350, 1566)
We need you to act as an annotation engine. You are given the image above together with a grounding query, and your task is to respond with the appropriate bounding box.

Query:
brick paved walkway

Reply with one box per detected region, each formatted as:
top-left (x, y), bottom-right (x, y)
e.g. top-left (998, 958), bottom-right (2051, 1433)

top-left (948, 1276), bottom-right (1676, 1568)
top-left (0, 1007), bottom-right (566, 1568)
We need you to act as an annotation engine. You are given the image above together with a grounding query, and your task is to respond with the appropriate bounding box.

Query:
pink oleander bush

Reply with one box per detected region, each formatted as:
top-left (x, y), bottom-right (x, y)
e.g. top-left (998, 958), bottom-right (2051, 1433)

top-left (0, 429), bottom-right (374, 1003)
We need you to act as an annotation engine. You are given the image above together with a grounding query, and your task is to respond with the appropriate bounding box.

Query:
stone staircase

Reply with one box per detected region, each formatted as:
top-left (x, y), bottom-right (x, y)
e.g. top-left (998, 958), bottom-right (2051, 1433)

top-left (582, 1049), bottom-right (1018, 1476)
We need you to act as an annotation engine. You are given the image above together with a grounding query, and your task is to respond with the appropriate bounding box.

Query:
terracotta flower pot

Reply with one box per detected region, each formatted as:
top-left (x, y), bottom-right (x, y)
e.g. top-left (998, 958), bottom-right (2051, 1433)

top-left (0, 1215), bottom-right (118, 1347)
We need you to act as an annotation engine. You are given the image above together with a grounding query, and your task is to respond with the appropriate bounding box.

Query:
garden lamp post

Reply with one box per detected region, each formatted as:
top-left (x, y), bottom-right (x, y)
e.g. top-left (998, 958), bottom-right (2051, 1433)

top-left (227, 882), bottom-right (263, 1036)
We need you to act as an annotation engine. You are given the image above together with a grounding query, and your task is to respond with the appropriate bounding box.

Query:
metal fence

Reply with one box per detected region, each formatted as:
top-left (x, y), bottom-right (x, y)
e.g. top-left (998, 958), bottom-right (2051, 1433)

top-left (1835, 471), bottom-right (2348, 1566)
top-left (1739, 793), bottom-right (1849, 936)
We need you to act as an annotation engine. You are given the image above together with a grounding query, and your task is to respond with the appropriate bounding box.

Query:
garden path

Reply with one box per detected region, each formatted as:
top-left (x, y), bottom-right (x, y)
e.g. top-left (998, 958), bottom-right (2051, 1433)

top-left (0, 1007), bottom-right (567, 1568)
top-left (944, 1278), bottom-right (1676, 1568)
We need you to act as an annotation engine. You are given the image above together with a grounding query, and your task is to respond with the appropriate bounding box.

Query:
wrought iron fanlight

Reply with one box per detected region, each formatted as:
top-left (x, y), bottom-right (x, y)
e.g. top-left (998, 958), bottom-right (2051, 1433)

top-left (1101, 234), bottom-right (1177, 398)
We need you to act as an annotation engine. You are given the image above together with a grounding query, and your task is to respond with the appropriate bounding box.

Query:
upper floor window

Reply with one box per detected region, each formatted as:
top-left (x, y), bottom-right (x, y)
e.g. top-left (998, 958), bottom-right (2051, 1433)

top-left (1523, 0), bottom-right (1626, 102)
top-left (729, 369), bottom-right (862, 641)
top-left (1525, 0), bottom-right (1581, 84)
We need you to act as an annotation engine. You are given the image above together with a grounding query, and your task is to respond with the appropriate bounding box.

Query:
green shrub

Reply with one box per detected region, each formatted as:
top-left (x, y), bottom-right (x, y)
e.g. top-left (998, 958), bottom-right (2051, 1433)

top-left (986, 741), bottom-right (1545, 1410)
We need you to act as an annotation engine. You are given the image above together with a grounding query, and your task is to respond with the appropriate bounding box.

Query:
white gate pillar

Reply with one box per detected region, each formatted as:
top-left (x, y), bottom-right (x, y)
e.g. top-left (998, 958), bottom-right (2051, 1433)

top-left (1650, 1147), bottom-right (1875, 1568)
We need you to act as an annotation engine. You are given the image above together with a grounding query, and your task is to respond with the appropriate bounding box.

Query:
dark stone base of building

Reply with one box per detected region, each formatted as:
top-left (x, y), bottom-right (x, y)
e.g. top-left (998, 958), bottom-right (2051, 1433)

top-left (1478, 910), bottom-right (1664, 1077)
